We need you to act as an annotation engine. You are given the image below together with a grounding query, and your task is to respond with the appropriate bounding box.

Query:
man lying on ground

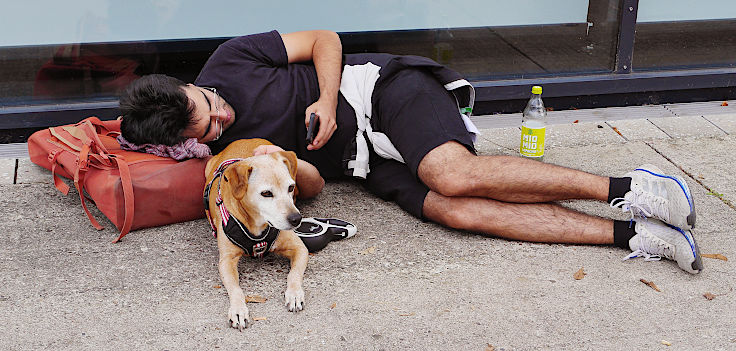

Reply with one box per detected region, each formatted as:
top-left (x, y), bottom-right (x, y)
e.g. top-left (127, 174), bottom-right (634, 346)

top-left (119, 30), bottom-right (702, 274)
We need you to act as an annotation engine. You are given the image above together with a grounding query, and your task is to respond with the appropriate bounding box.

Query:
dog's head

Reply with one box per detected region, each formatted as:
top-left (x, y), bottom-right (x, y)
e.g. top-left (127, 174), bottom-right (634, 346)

top-left (221, 151), bottom-right (302, 231)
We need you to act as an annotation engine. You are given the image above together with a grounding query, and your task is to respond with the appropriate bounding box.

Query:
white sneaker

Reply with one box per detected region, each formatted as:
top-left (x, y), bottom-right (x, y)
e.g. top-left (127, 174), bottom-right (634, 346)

top-left (624, 219), bottom-right (703, 274)
top-left (610, 164), bottom-right (696, 230)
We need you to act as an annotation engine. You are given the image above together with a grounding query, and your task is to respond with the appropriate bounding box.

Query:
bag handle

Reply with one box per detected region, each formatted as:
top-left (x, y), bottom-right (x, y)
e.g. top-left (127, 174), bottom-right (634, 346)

top-left (54, 120), bottom-right (136, 241)
top-left (110, 155), bottom-right (135, 243)
top-left (48, 149), bottom-right (70, 195)
top-left (73, 143), bottom-right (105, 231)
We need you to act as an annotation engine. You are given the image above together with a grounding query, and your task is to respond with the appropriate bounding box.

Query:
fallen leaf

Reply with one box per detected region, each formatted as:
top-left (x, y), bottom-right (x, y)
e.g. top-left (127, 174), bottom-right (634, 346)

top-left (703, 292), bottom-right (716, 300)
top-left (213, 285), bottom-right (222, 289)
top-left (697, 174), bottom-right (705, 179)
top-left (573, 120), bottom-right (579, 123)
top-left (398, 312), bottom-right (415, 317)
top-left (253, 316), bottom-right (267, 321)
top-left (573, 267), bottom-right (586, 280)
top-left (722, 101), bottom-right (729, 106)
top-left (640, 279), bottom-right (661, 292)
top-left (360, 246), bottom-right (376, 255)
top-left (485, 344), bottom-right (496, 351)
top-left (702, 253), bottom-right (728, 261)
top-left (546, 107), bottom-right (554, 111)
top-left (611, 126), bottom-right (623, 136)
top-left (330, 302), bottom-right (337, 309)
top-left (661, 340), bottom-right (672, 346)
top-left (308, 252), bottom-right (315, 256)
top-left (245, 295), bottom-right (267, 303)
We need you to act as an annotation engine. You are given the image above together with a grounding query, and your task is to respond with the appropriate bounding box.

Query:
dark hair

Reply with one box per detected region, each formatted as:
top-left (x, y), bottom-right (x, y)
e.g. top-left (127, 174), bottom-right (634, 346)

top-left (119, 74), bottom-right (195, 146)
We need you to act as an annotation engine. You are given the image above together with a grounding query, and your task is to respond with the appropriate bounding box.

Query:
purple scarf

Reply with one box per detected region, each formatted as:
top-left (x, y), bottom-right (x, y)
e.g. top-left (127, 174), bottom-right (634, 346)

top-left (117, 135), bottom-right (211, 160)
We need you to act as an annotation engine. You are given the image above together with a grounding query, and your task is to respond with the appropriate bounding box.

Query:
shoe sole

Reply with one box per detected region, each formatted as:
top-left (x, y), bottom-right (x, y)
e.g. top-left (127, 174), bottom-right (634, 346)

top-left (635, 167), bottom-right (696, 229)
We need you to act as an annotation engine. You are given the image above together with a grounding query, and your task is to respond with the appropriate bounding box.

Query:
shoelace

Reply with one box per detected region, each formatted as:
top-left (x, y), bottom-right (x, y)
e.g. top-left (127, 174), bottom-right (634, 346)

top-left (623, 229), bottom-right (674, 262)
top-left (609, 186), bottom-right (670, 222)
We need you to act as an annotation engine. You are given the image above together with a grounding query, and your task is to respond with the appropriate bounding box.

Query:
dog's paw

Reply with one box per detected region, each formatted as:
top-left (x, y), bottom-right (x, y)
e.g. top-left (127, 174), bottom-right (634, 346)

top-left (228, 302), bottom-right (250, 331)
top-left (284, 287), bottom-right (305, 312)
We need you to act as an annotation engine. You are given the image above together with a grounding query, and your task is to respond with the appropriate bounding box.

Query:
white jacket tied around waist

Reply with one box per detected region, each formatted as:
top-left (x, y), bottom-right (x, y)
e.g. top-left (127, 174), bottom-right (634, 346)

top-left (339, 61), bottom-right (480, 179)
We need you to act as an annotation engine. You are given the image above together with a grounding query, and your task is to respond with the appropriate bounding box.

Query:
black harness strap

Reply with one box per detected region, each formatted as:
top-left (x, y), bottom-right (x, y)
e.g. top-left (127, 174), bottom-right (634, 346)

top-left (203, 158), bottom-right (280, 258)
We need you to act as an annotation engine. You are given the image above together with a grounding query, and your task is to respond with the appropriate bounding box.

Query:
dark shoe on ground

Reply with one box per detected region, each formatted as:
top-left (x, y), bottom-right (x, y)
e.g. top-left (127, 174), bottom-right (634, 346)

top-left (294, 218), bottom-right (357, 252)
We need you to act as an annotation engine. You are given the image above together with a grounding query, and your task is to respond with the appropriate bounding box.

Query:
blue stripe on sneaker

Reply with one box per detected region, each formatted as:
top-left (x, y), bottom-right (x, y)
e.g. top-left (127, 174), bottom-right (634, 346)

top-left (634, 168), bottom-right (694, 211)
top-left (666, 222), bottom-right (697, 256)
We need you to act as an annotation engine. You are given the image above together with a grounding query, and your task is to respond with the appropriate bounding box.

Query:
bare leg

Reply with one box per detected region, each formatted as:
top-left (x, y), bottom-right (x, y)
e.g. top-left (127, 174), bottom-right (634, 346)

top-left (423, 191), bottom-right (614, 244)
top-left (418, 141), bottom-right (610, 203)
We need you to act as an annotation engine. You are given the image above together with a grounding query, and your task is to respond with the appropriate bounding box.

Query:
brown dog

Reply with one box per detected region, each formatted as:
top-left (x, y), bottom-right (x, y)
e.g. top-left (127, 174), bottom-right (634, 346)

top-left (204, 138), bottom-right (309, 331)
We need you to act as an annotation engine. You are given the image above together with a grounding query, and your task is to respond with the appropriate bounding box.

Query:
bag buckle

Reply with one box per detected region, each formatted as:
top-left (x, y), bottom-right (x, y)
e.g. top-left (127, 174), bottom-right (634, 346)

top-left (47, 149), bottom-right (61, 162)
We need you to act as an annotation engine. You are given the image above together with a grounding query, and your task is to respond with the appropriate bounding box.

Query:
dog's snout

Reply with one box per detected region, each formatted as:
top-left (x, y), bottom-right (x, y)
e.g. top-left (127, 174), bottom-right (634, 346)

top-left (287, 213), bottom-right (303, 227)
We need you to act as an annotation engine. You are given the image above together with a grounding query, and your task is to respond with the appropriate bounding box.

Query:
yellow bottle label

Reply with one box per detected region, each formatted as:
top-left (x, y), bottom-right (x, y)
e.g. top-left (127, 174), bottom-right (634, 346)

top-left (520, 125), bottom-right (546, 157)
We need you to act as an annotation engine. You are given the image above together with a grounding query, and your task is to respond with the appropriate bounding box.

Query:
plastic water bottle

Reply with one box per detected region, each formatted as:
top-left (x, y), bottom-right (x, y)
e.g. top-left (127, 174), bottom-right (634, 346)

top-left (520, 85), bottom-right (546, 160)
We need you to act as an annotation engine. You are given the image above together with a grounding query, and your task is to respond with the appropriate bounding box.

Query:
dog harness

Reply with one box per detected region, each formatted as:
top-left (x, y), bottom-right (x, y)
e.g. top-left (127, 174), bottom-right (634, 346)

top-left (204, 158), bottom-right (280, 258)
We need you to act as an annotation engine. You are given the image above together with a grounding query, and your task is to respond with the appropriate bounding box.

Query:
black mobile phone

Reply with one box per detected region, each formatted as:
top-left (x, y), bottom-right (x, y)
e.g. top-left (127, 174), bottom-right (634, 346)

top-left (306, 112), bottom-right (317, 144)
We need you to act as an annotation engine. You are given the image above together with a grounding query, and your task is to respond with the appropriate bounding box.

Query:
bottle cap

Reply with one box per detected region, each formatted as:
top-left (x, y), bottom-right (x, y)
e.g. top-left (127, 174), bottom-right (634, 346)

top-left (531, 86), bottom-right (542, 94)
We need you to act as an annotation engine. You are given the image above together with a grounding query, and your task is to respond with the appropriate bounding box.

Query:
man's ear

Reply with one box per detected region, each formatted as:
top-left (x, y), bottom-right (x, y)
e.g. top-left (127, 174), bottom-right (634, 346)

top-left (277, 151), bottom-right (298, 181)
top-left (223, 163), bottom-right (252, 200)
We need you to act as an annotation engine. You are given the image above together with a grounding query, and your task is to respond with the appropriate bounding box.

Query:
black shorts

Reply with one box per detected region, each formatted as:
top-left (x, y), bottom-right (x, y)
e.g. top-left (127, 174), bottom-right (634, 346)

top-left (364, 68), bottom-right (476, 219)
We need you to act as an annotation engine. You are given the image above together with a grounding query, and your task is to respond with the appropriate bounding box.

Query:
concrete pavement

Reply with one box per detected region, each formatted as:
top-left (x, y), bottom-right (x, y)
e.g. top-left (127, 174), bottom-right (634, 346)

top-left (1, 100), bottom-right (734, 350)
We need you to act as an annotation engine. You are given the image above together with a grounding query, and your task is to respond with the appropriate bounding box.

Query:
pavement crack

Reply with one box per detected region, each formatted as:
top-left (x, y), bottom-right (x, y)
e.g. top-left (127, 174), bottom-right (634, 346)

top-left (605, 121), bottom-right (628, 141)
top-left (702, 115), bottom-right (730, 135)
top-left (644, 141), bottom-right (736, 211)
top-left (661, 104), bottom-right (678, 117)
top-left (645, 119), bottom-right (673, 139)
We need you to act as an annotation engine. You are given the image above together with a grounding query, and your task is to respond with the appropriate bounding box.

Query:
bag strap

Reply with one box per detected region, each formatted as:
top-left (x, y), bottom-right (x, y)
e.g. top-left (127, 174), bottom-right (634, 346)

top-left (110, 155), bottom-right (135, 243)
top-left (48, 149), bottom-right (70, 195)
top-left (51, 119), bottom-right (136, 241)
top-left (73, 142), bottom-right (105, 231)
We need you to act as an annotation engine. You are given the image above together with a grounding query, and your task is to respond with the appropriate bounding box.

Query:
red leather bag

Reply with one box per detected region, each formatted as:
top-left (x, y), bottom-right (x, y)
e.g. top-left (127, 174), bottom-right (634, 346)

top-left (28, 117), bottom-right (210, 242)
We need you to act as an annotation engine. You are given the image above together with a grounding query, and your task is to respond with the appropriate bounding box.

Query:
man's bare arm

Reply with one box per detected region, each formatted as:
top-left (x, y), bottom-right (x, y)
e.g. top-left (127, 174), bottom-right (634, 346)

top-left (281, 30), bottom-right (342, 151)
top-left (295, 158), bottom-right (325, 199)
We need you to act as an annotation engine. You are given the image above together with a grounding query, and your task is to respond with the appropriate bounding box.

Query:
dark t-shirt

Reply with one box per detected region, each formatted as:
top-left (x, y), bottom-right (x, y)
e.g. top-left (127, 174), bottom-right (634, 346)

top-left (194, 30), bottom-right (356, 179)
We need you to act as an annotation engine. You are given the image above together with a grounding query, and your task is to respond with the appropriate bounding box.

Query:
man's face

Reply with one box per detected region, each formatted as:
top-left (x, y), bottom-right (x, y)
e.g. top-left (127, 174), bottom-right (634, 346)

top-left (180, 84), bottom-right (235, 143)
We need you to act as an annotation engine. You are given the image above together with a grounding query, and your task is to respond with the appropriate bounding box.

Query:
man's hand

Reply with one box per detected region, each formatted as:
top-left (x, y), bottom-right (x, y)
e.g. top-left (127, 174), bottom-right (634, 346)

top-left (305, 98), bottom-right (337, 150)
top-left (282, 30), bottom-right (342, 151)
top-left (253, 144), bottom-right (284, 156)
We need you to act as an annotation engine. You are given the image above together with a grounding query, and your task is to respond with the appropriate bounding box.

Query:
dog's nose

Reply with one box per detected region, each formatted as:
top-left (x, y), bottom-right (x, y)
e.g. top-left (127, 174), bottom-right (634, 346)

top-left (287, 213), bottom-right (303, 227)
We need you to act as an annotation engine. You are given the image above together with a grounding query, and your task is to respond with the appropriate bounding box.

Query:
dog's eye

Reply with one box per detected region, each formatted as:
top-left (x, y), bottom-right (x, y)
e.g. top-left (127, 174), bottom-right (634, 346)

top-left (260, 191), bottom-right (273, 198)
top-left (288, 184), bottom-right (295, 193)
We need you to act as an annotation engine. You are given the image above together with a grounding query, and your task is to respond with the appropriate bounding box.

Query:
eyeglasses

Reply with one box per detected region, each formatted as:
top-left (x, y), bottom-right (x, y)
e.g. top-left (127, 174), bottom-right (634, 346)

top-left (201, 87), bottom-right (223, 141)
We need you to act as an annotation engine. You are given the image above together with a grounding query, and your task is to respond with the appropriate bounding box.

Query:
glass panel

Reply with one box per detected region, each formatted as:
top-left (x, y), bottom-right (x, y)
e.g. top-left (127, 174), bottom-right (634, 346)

top-left (1, 0), bottom-right (590, 46)
top-left (0, 0), bottom-right (621, 105)
top-left (634, 1), bottom-right (736, 71)
top-left (0, 40), bottom-right (223, 105)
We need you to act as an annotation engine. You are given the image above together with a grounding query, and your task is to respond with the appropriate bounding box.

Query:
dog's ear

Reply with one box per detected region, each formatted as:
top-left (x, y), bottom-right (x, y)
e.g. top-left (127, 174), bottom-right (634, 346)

top-left (223, 163), bottom-right (252, 200)
top-left (276, 151), bottom-right (298, 181)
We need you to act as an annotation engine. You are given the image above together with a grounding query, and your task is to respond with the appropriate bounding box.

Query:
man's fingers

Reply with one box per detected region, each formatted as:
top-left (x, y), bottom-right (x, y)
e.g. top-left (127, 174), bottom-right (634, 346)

top-left (312, 116), bottom-right (336, 149)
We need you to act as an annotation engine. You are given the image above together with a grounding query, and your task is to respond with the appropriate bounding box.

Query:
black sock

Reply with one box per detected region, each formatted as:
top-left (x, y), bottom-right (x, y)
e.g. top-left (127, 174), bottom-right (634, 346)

top-left (613, 220), bottom-right (637, 249)
top-left (607, 177), bottom-right (632, 203)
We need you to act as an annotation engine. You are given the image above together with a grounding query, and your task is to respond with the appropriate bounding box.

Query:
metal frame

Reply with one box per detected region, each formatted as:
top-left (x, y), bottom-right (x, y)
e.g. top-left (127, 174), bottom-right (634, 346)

top-left (614, 0), bottom-right (638, 74)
